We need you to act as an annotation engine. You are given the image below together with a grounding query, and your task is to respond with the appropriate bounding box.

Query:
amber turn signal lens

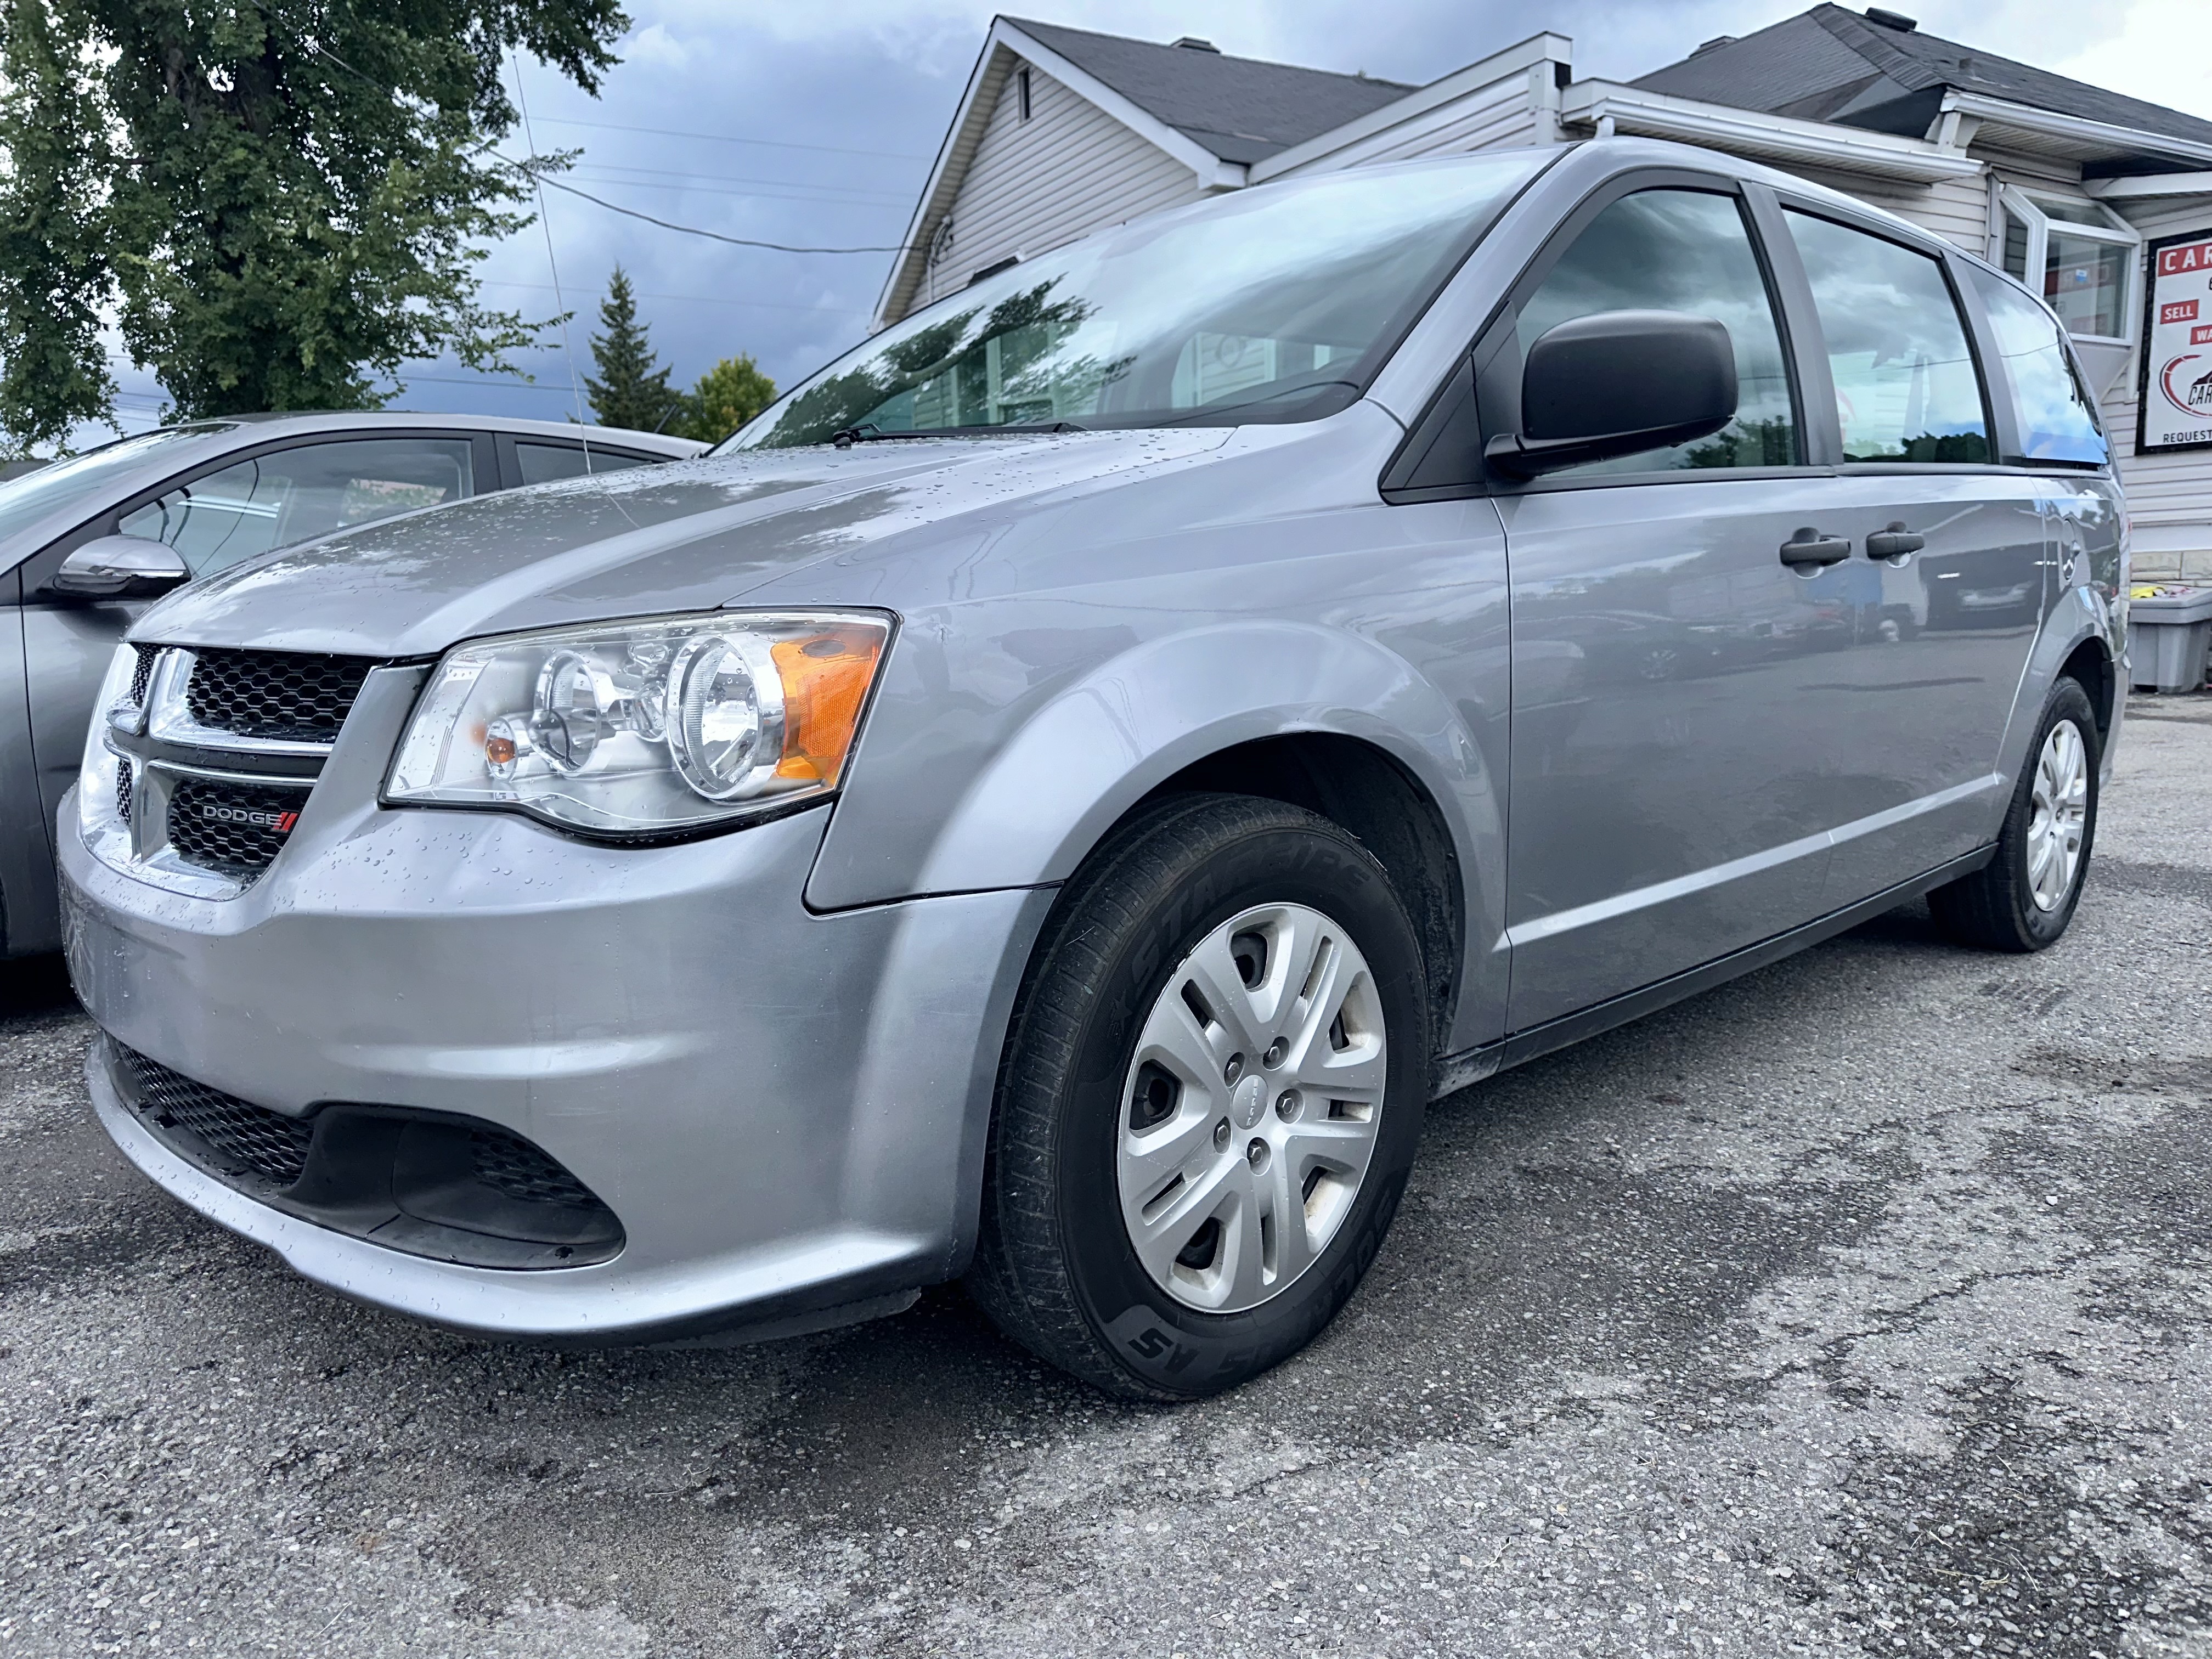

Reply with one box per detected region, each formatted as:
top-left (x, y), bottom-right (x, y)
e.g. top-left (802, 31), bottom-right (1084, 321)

top-left (770, 627), bottom-right (885, 785)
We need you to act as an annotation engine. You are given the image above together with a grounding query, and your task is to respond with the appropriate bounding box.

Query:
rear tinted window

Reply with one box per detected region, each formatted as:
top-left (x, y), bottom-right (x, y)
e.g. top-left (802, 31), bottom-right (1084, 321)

top-left (1786, 211), bottom-right (1990, 465)
top-left (1965, 266), bottom-right (2109, 466)
top-left (516, 442), bottom-right (652, 484)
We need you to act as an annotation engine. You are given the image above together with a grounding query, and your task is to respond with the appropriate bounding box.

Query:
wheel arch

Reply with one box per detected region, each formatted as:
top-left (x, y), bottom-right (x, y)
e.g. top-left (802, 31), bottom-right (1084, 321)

top-left (2057, 632), bottom-right (2117, 745)
top-left (2000, 590), bottom-right (2123, 797)
top-left (1132, 735), bottom-right (1467, 1052)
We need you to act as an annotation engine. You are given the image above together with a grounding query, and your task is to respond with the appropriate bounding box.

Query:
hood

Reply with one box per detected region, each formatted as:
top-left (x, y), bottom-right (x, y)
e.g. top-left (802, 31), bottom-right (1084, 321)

top-left (133, 429), bottom-right (1231, 658)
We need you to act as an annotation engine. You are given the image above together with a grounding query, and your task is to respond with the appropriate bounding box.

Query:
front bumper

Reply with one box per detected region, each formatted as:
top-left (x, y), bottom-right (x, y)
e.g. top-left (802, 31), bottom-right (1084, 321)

top-left (61, 767), bottom-right (1050, 1341)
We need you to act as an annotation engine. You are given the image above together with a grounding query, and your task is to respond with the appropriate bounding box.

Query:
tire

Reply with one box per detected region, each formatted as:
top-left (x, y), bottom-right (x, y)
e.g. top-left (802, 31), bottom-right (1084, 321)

top-left (968, 793), bottom-right (1431, 1401)
top-left (1929, 677), bottom-right (2100, 952)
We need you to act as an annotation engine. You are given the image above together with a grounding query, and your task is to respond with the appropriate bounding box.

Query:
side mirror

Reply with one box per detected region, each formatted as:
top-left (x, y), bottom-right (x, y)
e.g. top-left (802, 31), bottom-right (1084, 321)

top-left (46, 535), bottom-right (190, 600)
top-left (1487, 309), bottom-right (1738, 477)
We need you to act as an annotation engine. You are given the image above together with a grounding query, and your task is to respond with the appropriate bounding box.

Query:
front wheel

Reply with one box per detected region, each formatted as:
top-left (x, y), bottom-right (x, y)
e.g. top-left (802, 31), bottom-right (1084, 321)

top-left (968, 794), bottom-right (1431, 1400)
top-left (1930, 677), bottom-right (2100, 951)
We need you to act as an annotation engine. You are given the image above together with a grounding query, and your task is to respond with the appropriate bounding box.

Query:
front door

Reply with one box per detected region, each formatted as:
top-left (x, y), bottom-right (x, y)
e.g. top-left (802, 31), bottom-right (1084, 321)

top-left (1492, 183), bottom-right (1843, 1031)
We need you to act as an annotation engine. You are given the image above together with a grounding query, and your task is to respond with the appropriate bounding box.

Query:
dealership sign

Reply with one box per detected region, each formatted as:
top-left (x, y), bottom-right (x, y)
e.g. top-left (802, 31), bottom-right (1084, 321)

top-left (2140, 230), bottom-right (2212, 453)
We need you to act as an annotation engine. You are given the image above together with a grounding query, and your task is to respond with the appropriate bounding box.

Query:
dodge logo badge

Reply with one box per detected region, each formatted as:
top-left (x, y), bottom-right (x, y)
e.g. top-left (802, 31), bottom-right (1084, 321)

top-left (199, 802), bottom-right (299, 833)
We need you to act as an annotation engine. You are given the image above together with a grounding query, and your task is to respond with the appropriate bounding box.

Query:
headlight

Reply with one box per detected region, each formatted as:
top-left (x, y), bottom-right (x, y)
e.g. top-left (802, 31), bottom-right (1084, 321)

top-left (384, 611), bottom-right (891, 838)
top-left (76, 643), bottom-right (143, 835)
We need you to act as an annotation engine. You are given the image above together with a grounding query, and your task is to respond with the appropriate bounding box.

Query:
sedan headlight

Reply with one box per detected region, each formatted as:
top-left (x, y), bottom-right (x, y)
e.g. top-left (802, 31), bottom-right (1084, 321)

top-left (385, 612), bottom-right (891, 838)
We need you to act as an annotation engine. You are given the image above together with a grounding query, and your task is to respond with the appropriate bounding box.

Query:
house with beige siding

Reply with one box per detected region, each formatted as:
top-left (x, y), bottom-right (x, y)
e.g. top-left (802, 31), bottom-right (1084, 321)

top-left (878, 6), bottom-right (2212, 581)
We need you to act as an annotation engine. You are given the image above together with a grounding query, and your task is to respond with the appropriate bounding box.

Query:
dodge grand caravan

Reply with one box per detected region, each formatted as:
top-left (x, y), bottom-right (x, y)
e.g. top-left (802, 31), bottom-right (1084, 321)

top-left (61, 140), bottom-right (2125, 1398)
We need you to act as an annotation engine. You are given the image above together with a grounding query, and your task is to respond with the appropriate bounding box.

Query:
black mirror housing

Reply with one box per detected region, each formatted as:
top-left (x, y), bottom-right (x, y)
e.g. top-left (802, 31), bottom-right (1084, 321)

top-left (45, 534), bottom-right (191, 601)
top-left (1488, 309), bottom-right (1738, 477)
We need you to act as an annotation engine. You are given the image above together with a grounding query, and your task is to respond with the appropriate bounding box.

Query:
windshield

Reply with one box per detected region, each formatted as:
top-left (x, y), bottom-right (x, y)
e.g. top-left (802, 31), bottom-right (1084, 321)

top-left (726, 152), bottom-right (1553, 450)
top-left (0, 425), bottom-right (239, 554)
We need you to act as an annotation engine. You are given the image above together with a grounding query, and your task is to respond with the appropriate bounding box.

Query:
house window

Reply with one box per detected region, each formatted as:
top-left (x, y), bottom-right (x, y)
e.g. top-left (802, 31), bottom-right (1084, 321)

top-left (1017, 66), bottom-right (1032, 122)
top-left (1996, 187), bottom-right (2140, 345)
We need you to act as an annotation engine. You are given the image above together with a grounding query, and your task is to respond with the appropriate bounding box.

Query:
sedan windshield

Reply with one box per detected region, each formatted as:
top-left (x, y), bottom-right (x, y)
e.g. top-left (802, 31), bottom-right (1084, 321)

top-left (727, 152), bottom-right (1552, 450)
top-left (0, 425), bottom-right (238, 555)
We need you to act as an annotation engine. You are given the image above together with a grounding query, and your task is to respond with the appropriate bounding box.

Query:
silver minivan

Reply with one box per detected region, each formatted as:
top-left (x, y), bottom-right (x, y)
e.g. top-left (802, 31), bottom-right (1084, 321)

top-left (60, 140), bottom-right (2125, 1398)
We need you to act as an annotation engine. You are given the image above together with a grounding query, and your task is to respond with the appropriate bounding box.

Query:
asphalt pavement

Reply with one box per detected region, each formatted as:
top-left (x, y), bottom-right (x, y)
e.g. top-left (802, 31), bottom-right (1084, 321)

top-left (4, 695), bottom-right (2210, 1658)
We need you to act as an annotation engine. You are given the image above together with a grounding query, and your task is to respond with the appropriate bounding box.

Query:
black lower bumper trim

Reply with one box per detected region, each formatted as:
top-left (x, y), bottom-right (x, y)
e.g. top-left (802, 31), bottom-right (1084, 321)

top-left (105, 1039), bottom-right (624, 1269)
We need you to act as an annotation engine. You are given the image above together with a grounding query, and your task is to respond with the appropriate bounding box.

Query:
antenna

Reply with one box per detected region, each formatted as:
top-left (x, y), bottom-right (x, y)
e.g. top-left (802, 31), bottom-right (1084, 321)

top-left (510, 53), bottom-right (594, 471)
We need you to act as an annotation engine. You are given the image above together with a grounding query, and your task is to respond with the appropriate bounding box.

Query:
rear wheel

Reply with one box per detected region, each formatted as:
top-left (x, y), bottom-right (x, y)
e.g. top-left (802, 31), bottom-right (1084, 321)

top-left (1929, 678), bottom-right (2100, 951)
top-left (968, 794), bottom-right (1430, 1400)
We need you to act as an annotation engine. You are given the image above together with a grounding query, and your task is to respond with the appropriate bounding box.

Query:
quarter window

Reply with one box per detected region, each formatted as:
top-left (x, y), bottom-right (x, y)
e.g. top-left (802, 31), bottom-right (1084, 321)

top-left (119, 437), bottom-right (475, 576)
top-left (1784, 211), bottom-right (1991, 465)
top-left (1515, 188), bottom-right (1798, 472)
top-left (1965, 266), bottom-right (2109, 467)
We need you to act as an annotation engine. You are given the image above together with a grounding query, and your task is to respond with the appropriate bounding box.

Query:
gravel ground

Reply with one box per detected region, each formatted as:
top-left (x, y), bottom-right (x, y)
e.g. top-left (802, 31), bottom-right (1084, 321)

top-left (4, 695), bottom-right (2209, 1658)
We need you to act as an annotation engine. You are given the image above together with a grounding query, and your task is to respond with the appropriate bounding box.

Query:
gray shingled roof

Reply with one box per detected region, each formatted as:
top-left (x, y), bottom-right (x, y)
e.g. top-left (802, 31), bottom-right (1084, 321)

top-left (1006, 19), bottom-right (1416, 165)
top-left (1634, 4), bottom-right (2212, 153)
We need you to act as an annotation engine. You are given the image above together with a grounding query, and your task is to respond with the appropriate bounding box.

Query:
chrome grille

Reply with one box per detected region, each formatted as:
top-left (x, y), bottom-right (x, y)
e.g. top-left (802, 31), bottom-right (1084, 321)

top-left (185, 648), bottom-right (374, 743)
top-left (127, 644), bottom-right (156, 706)
top-left (165, 776), bottom-right (305, 879)
top-left (115, 759), bottom-right (134, 826)
top-left (116, 1042), bottom-right (313, 1188)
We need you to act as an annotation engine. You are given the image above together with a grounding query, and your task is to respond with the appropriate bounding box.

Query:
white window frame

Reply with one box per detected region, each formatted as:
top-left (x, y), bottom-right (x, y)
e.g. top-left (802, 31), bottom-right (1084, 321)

top-left (1995, 184), bottom-right (2142, 347)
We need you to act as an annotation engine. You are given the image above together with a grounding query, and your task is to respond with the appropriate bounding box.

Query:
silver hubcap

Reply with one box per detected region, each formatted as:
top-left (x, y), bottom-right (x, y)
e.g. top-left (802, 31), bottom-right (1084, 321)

top-left (2027, 718), bottom-right (2089, 912)
top-left (1115, 902), bottom-right (1387, 1314)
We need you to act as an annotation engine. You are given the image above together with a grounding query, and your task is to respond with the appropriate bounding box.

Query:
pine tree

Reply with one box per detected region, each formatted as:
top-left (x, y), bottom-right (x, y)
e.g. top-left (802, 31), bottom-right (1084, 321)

top-left (676, 354), bottom-right (777, 444)
top-left (583, 267), bottom-right (684, 432)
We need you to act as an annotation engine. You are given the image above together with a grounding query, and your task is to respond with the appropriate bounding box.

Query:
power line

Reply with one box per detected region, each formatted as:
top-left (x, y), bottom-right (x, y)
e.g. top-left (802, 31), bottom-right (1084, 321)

top-left (509, 54), bottom-right (591, 435)
top-left (531, 173), bottom-right (911, 254)
top-left (390, 374), bottom-right (577, 391)
top-left (525, 113), bottom-right (928, 162)
top-left (479, 279), bottom-right (866, 314)
top-left (566, 171), bottom-right (909, 209)
top-left (569, 160), bottom-right (914, 201)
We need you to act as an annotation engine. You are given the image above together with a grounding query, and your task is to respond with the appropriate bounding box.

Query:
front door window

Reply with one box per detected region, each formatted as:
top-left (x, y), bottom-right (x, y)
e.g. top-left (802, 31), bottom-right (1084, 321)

top-left (119, 437), bottom-right (475, 577)
top-left (1515, 187), bottom-right (1799, 472)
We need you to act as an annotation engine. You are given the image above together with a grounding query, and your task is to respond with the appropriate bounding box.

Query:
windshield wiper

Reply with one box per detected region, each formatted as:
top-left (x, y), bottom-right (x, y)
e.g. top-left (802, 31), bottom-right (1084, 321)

top-left (829, 420), bottom-right (1085, 448)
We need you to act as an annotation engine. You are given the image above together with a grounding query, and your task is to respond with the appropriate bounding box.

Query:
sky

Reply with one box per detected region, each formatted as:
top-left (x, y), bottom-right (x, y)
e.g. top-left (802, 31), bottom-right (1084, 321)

top-left (96, 0), bottom-right (2212, 438)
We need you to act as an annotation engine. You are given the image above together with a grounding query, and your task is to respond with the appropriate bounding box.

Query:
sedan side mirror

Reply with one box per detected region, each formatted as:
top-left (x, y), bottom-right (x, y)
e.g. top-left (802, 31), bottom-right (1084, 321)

top-left (1486, 309), bottom-right (1738, 477)
top-left (45, 535), bottom-right (191, 600)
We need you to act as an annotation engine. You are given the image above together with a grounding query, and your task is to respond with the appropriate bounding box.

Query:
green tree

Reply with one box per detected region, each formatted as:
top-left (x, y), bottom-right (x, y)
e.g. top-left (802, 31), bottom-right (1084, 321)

top-left (582, 265), bottom-right (683, 431)
top-left (676, 353), bottom-right (776, 444)
top-left (0, 0), bottom-right (627, 445)
top-left (0, 3), bottom-right (114, 455)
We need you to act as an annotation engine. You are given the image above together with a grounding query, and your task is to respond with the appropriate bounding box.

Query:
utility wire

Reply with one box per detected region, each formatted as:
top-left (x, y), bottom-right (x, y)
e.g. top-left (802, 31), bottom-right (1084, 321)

top-left (509, 54), bottom-right (593, 449)
top-left (529, 172), bottom-right (911, 254)
top-left (524, 113), bottom-right (928, 162)
top-left (481, 279), bottom-right (866, 315)
top-left (566, 173), bottom-right (909, 208)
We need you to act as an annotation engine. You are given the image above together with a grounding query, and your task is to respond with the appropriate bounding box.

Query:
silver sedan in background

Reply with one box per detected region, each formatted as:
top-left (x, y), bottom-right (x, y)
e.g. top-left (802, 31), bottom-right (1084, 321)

top-left (0, 413), bottom-right (702, 957)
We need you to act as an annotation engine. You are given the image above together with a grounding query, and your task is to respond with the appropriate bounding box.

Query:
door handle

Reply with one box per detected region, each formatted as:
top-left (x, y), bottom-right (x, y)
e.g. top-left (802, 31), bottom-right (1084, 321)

top-left (1865, 523), bottom-right (1926, 560)
top-left (1780, 529), bottom-right (1852, 568)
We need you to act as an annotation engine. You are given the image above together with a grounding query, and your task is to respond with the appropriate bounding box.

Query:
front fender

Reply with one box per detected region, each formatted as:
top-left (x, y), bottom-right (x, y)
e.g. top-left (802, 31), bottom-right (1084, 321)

top-left (927, 620), bottom-right (1482, 891)
top-left (806, 617), bottom-right (1504, 1038)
